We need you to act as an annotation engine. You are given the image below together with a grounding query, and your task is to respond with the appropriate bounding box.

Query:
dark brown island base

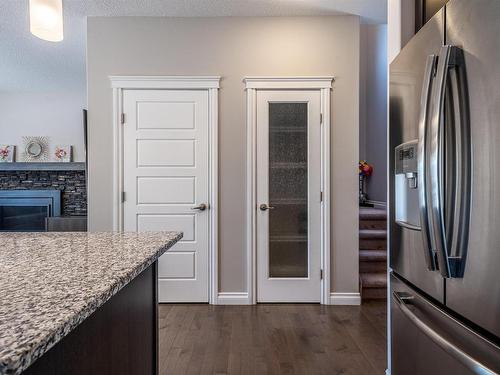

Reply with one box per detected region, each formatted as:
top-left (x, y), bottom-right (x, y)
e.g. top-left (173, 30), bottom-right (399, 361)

top-left (24, 263), bottom-right (157, 375)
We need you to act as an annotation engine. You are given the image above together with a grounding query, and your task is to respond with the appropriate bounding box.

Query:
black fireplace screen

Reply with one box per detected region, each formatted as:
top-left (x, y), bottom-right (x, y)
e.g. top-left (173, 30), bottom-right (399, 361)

top-left (0, 190), bottom-right (61, 232)
top-left (0, 206), bottom-right (49, 231)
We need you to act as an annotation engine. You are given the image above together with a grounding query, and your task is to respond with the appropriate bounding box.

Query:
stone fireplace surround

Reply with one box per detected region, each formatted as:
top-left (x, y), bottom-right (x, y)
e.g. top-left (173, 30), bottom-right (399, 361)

top-left (0, 170), bottom-right (87, 216)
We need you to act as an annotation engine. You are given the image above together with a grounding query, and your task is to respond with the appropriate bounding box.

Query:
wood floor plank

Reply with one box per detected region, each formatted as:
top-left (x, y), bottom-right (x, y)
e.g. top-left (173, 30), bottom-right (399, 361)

top-left (159, 302), bottom-right (387, 375)
top-left (305, 304), bottom-right (376, 375)
top-left (159, 304), bottom-right (186, 374)
top-left (199, 306), bottom-right (223, 375)
top-left (361, 300), bottom-right (388, 339)
top-left (331, 305), bottom-right (387, 373)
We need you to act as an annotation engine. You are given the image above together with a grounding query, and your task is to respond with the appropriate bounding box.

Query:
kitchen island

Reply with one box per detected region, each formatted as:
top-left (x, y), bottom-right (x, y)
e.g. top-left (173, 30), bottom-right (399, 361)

top-left (0, 231), bottom-right (182, 375)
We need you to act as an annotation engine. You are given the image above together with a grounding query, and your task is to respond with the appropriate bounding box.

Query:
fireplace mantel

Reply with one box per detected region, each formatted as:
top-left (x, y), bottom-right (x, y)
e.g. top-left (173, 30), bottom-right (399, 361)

top-left (0, 162), bottom-right (86, 171)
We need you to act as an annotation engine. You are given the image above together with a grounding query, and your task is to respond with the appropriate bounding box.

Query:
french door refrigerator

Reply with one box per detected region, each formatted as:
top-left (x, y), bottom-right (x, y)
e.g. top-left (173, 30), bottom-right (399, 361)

top-left (389, 0), bottom-right (500, 373)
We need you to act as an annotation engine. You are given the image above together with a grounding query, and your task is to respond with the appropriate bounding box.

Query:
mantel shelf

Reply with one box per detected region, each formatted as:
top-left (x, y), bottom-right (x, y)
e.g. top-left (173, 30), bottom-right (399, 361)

top-left (0, 162), bottom-right (86, 171)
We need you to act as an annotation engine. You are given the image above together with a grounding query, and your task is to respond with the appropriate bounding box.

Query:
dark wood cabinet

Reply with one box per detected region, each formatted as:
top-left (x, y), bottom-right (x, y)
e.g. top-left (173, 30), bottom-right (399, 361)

top-left (23, 263), bottom-right (158, 375)
top-left (415, 0), bottom-right (449, 32)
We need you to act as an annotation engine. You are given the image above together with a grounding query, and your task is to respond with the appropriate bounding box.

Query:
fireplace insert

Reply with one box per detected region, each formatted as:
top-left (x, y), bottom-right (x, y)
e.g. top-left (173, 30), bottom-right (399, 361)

top-left (0, 190), bottom-right (61, 231)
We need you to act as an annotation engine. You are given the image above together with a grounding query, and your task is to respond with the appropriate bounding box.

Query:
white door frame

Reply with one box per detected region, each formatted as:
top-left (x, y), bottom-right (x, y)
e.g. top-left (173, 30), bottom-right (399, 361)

top-left (110, 76), bottom-right (220, 304)
top-left (244, 76), bottom-right (333, 305)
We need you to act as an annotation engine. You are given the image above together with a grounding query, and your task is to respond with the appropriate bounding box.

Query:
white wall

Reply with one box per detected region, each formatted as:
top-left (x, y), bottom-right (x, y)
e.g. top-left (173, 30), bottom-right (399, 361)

top-left (387, 1), bottom-right (415, 371)
top-left (0, 91), bottom-right (86, 162)
top-left (87, 16), bottom-right (360, 297)
top-left (359, 24), bottom-right (388, 203)
top-left (388, 0), bottom-right (415, 63)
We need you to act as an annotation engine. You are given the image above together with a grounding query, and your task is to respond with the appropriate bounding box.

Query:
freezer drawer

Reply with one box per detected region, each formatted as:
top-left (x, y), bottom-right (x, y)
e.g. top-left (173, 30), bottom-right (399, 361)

top-left (391, 273), bottom-right (500, 374)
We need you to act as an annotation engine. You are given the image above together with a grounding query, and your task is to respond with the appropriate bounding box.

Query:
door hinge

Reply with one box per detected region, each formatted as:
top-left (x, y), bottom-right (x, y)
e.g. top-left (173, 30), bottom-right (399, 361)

top-left (320, 113), bottom-right (323, 124)
top-left (320, 269), bottom-right (324, 280)
top-left (120, 113), bottom-right (125, 124)
top-left (121, 191), bottom-right (126, 203)
top-left (320, 191), bottom-right (323, 202)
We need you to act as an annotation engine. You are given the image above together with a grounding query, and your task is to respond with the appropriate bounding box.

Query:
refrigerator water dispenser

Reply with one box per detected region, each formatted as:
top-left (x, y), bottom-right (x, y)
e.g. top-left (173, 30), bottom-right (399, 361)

top-left (395, 140), bottom-right (420, 230)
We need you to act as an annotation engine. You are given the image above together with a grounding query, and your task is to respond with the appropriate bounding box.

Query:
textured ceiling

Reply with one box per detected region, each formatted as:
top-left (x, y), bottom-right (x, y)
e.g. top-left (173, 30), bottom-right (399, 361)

top-left (0, 0), bottom-right (387, 92)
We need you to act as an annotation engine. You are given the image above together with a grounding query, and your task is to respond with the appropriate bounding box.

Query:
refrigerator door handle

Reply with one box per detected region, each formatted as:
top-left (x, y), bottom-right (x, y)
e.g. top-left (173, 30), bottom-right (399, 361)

top-left (445, 46), bottom-right (472, 278)
top-left (428, 45), bottom-right (451, 277)
top-left (417, 54), bottom-right (438, 271)
top-left (429, 45), bottom-right (471, 278)
top-left (393, 291), bottom-right (498, 375)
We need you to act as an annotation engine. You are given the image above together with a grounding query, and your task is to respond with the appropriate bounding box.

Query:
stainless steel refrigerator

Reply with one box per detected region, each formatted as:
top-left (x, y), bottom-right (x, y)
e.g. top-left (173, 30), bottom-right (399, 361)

top-left (389, 0), bottom-right (500, 373)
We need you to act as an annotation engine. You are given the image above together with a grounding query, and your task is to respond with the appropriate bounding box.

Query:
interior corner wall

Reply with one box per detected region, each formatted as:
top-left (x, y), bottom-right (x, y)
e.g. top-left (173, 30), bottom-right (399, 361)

top-left (360, 24), bottom-right (388, 204)
top-left (388, 0), bottom-right (415, 63)
top-left (359, 29), bottom-right (368, 163)
top-left (87, 16), bottom-right (360, 296)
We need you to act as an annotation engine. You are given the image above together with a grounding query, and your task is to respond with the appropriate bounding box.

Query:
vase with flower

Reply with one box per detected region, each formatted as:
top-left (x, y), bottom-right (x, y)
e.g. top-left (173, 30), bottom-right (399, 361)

top-left (359, 160), bottom-right (373, 207)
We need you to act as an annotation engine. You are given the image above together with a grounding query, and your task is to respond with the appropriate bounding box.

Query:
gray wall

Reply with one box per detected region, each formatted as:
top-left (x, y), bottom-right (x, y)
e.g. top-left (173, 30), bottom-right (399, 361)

top-left (87, 16), bottom-right (360, 295)
top-left (359, 24), bottom-right (388, 203)
top-left (0, 91), bottom-right (86, 162)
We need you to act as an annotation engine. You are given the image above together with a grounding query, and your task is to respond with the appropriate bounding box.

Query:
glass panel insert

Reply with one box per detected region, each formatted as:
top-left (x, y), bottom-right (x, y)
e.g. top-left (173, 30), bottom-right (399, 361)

top-left (268, 102), bottom-right (308, 278)
top-left (0, 206), bottom-right (49, 231)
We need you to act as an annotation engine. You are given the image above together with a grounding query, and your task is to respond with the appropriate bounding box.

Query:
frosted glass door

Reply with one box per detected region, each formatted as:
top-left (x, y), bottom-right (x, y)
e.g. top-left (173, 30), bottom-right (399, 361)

top-left (256, 91), bottom-right (321, 302)
top-left (268, 102), bottom-right (308, 277)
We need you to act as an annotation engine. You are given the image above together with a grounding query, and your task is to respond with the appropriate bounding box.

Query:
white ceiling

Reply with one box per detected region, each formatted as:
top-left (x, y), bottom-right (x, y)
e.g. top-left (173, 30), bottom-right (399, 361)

top-left (0, 0), bottom-right (387, 92)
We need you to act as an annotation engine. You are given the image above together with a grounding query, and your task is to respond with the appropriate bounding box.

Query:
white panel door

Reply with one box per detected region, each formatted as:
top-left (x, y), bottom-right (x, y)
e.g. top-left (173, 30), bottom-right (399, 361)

top-left (256, 90), bottom-right (321, 302)
top-left (123, 89), bottom-right (209, 302)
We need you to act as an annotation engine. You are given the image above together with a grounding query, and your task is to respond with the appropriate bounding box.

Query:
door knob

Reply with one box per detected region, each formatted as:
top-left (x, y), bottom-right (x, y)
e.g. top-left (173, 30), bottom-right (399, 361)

top-left (191, 203), bottom-right (208, 211)
top-left (259, 204), bottom-right (275, 211)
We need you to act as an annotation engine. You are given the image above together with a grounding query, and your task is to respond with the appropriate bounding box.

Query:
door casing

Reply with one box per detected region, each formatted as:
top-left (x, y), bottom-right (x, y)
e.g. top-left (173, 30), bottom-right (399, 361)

top-left (245, 77), bottom-right (333, 305)
top-left (110, 76), bottom-right (220, 304)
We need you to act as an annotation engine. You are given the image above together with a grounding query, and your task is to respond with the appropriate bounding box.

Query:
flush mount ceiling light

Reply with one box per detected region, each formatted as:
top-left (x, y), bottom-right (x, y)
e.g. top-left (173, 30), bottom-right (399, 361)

top-left (29, 0), bottom-right (63, 42)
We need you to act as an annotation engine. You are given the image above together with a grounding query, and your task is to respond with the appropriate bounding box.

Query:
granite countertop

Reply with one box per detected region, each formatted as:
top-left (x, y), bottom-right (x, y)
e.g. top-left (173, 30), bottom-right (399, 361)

top-left (0, 231), bottom-right (182, 375)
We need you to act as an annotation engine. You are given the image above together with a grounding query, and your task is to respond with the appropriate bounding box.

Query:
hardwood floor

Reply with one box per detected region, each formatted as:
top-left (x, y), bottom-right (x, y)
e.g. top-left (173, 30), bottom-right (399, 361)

top-left (158, 302), bottom-right (387, 375)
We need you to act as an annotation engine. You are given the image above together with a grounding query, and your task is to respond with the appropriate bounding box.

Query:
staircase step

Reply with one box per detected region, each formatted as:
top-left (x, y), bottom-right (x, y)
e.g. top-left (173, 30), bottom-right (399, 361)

top-left (360, 273), bottom-right (387, 300)
top-left (360, 220), bottom-right (387, 230)
top-left (359, 250), bottom-right (387, 262)
top-left (360, 250), bottom-right (386, 273)
top-left (360, 273), bottom-right (387, 289)
top-left (359, 229), bottom-right (387, 240)
top-left (359, 208), bottom-right (387, 221)
top-left (360, 261), bottom-right (386, 273)
top-left (360, 239), bottom-right (387, 250)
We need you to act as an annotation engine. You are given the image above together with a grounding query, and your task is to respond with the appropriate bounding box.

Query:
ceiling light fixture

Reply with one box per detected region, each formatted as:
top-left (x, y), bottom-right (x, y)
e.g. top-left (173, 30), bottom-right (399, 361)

top-left (29, 0), bottom-right (64, 42)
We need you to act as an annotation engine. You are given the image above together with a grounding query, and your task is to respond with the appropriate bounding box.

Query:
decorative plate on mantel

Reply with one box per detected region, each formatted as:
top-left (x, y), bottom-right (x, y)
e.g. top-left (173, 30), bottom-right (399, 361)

top-left (21, 136), bottom-right (50, 162)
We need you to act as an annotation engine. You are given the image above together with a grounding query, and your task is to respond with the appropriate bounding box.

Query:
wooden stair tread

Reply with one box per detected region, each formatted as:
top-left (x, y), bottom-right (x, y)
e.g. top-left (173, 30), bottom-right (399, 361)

top-left (359, 229), bottom-right (387, 239)
top-left (359, 208), bottom-right (387, 221)
top-left (361, 247), bottom-right (388, 252)
top-left (359, 250), bottom-right (387, 262)
top-left (360, 241), bottom-right (387, 250)
top-left (359, 220), bottom-right (387, 230)
top-left (360, 273), bottom-right (387, 288)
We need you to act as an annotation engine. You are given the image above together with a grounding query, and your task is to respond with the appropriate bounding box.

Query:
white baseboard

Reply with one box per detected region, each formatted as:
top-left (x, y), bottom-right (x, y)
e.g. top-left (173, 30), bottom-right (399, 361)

top-left (217, 292), bottom-right (361, 305)
top-left (329, 292), bottom-right (361, 305)
top-left (217, 292), bottom-right (251, 305)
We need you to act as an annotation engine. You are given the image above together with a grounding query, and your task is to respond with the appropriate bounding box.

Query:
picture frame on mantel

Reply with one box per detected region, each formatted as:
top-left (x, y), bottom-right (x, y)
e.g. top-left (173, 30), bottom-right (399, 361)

top-left (54, 145), bottom-right (72, 162)
top-left (0, 145), bottom-right (15, 162)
